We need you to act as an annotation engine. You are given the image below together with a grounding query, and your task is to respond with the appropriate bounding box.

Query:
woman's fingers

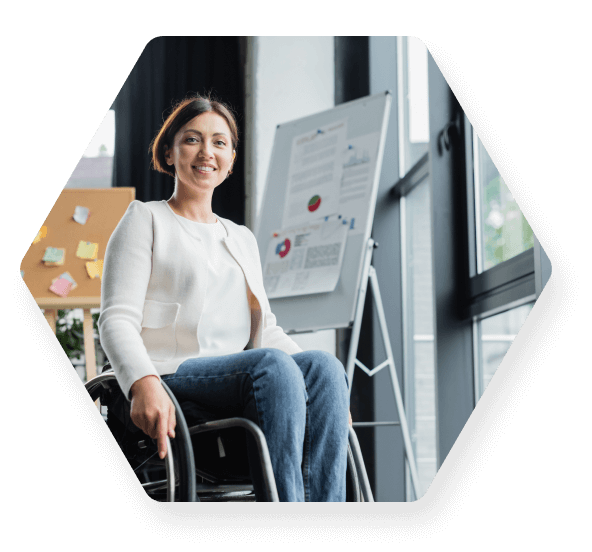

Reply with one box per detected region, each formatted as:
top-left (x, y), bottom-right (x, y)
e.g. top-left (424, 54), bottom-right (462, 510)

top-left (155, 402), bottom-right (176, 459)
top-left (129, 376), bottom-right (177, 459)
top-left (168, 402), bottom-right (176, 439)
top-left (157, 412), bottom-right (169, 460)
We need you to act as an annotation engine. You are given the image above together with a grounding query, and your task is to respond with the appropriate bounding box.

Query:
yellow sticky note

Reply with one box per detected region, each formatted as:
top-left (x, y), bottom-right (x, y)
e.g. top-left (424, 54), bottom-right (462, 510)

top-left (33, 226), bottom-right (47, 244)
top-left (86, 262), bottom-right (98, 279)
top-left (76, 241), bottom-right (99, 259)
top-left (86, 259), bottom-right (104, 279)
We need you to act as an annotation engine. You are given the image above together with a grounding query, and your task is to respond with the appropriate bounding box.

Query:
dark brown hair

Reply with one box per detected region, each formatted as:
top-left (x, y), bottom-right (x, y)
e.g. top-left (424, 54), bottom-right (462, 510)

top-left (150, 94), bottom-right (239, 178)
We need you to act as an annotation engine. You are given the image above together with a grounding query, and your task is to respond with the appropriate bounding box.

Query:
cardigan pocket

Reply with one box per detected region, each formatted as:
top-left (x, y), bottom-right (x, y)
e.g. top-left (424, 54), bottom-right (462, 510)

top-left (140, 299), bottom-right (180, 361)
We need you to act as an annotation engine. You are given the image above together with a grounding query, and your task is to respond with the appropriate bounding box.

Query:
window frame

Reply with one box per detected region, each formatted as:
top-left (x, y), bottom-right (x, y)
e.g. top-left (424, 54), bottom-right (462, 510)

top-left (393, 37), bottom-right (433, 501)
top-left (463, 114), bottom-right (538, 320)
top-left (395, 157), bottom-right (433, 501)
top-left (363, 37), bottom-right (552, 497)
top-left (463, 114), bottom-right (550, 403)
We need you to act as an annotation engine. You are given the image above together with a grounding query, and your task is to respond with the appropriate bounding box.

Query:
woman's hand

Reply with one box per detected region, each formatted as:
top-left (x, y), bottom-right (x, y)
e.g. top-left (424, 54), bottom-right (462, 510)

top-left (129, 375), bottom-right (176, 459)
top-left (349, 409), bottom-right (352, 427)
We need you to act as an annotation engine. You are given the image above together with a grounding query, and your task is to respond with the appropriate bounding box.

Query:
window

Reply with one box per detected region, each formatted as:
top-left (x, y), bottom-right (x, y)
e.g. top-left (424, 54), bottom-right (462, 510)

top-left (472, 135), bottom-right (534, 274)
top-left (367, 36), bottom-right (551, 499)
top-left (474, 302), bottom-right (534, 400)
top-left (396, 37), bottom-right (536, 496)
top-left (65, 109), bottom-right (115, 189)
top-left (395, 37), bottom-right (534, 501)
top-left (397, 36), bottom-right (429, 177)
top-left (466, 121), bottom-right (538, 402)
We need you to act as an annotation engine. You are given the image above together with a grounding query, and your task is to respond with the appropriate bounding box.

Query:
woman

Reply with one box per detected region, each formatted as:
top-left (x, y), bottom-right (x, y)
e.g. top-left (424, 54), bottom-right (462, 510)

top-left (98, 95), bottom-right (351, 502)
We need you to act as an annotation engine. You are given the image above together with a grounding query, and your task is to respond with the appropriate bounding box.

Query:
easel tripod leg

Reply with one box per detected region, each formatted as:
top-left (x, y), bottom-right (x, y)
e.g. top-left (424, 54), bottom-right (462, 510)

top-left (369, 267), bottom-right (422, 498)
top-left (345, 238), bottom-right (422, 500)
top-left (346, 239), bottom-right (375, 391)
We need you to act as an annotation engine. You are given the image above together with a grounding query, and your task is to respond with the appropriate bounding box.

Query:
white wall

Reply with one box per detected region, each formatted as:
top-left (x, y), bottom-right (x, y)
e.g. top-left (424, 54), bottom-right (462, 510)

top-left (245, 36), bottom-right (336, 354)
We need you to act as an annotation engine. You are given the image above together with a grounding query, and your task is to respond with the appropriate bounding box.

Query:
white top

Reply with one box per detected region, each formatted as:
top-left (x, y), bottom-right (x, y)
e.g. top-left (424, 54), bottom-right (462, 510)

top-left (98, 200), bottom-right (302, 400)
top-left (170, 213), bottom-right (251, 358)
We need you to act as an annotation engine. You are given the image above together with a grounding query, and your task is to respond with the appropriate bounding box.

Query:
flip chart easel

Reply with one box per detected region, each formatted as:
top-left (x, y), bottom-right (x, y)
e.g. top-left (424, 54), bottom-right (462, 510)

top-left (20, 187), bottom-right (135, 381)
top-left (255, 92), bottom-right (420, 498)
top-left (345, 239), bottom-right (421, 496)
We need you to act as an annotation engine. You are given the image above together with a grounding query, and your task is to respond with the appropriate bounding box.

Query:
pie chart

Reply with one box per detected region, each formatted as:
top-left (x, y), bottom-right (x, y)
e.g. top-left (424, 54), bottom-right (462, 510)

top-left (275, 238), bottom-right (291, 258)
top-left (308, 195), bottom-right (321, 212)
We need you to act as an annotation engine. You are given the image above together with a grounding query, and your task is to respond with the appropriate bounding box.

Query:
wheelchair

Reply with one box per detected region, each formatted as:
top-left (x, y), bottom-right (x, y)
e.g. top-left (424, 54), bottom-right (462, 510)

top-left (86, 365), bottom-right (374, 502)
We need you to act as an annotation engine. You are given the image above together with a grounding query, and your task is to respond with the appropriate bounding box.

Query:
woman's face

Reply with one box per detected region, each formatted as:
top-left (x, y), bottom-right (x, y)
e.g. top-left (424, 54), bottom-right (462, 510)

top-left (165, 111), bottom-right (235, 193)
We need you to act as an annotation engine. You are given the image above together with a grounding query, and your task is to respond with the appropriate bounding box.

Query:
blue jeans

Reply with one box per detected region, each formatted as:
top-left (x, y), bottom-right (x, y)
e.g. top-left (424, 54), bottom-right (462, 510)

top-left (161, 348), bottom-right (350, 502)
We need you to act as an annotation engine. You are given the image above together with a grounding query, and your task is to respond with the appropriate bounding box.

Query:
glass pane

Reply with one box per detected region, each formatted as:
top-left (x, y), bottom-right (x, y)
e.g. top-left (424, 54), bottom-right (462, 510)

top-left (477, 302), bottom-right (534, 399)
top-left (399, 37), bottom-right (429, 177)
top-left (65, 109), bottom-right (115, 188)
top-left (403, 175), bottom-right (436, 497)
top-left (83, 109), bottom-right (115, 158)
top-left (474, 136), bottom-right (534, 273)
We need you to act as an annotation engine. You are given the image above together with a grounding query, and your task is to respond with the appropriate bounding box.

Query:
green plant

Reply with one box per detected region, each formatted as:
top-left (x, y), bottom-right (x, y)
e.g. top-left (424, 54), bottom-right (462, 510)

top-left (54, 309), bottom-right (100, 361)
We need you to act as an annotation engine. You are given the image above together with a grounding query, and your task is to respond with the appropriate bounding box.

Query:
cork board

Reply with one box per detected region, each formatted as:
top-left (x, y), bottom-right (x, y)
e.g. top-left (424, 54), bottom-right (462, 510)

top-left (20, 188), bottom-right (135, 308)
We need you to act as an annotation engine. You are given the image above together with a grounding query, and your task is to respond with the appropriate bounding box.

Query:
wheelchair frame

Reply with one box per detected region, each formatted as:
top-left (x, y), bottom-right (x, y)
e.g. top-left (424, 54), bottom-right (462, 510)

top-left (86, 367), bottom-right (374, 502)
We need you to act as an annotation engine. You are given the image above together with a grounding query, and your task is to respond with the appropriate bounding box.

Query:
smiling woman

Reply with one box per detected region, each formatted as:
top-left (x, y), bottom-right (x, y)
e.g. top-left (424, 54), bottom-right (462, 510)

top-left (150, 96), bottom-right (238, 223)
top-left (151, 96), bottom-right (239, 177)
top-left (98, 93), bottom-right (352, 501)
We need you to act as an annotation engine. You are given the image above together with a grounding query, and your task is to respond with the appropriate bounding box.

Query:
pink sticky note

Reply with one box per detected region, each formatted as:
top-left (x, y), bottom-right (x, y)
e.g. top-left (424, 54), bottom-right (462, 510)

top-left (49, 278), bottom-right (73, 298)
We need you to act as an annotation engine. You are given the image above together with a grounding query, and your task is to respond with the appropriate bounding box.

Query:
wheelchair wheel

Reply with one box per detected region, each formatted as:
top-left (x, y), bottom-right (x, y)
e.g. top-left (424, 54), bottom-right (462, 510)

top-left (87, 369), bottom-right (374, 502)
top-left (86, 371), bottom-right (197, 502)
top-left (346, 443), bottom-right (362, 502)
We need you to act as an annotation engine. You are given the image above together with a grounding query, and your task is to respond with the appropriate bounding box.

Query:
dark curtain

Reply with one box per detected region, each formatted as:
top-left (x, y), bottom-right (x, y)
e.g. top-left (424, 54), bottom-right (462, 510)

top-left (111, 36), bottom-right (245, 225)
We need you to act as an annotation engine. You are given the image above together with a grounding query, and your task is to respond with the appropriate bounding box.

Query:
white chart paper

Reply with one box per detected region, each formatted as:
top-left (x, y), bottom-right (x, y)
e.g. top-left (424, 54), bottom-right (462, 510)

top-left (263, 220), bottom-right (349, 299)
top-left (281, 120), bottom-right (347, 229)
top-left (337, 132), bottom-right (381, 236)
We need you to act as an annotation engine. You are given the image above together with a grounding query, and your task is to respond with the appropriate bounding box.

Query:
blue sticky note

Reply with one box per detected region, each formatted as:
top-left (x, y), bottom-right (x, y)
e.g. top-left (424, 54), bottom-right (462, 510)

top-left (43, 247), bottom-right (64, 263)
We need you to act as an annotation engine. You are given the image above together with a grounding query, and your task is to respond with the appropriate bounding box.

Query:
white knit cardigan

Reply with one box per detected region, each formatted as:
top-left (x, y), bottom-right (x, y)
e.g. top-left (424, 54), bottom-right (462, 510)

top-left (98, 200), bottom-right (302, 400)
